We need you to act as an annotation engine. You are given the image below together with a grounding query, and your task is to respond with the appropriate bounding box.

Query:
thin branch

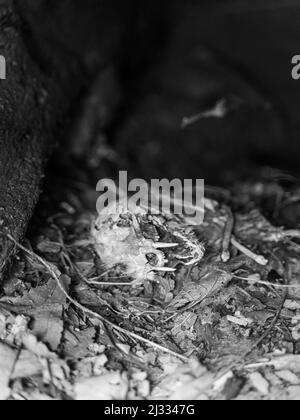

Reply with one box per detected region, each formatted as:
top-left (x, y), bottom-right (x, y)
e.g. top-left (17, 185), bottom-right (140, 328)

top-left (244, 291), bottom-right (288, 358)
top-left (221, 205), bottom-right (234, 262)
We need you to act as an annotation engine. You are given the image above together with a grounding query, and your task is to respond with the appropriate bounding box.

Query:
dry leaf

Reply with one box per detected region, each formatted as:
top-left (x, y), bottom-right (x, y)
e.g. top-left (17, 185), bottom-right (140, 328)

top-left (249, 372), bottom-right (270, 396)
top-left (276, 370), bottom-right (300, 386)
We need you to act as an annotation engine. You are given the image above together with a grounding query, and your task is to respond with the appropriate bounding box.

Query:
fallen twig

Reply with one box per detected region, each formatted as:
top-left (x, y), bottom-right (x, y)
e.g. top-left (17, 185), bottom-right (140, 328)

top-left (231, 236), bottom-right (268, 266)
top-left (221, 205), bottom-right (235, 262)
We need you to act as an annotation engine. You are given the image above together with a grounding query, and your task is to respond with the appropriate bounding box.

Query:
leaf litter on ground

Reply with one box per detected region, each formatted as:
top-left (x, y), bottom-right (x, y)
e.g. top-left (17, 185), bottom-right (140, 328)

top-left (1, 179), bottom-right (300, 399)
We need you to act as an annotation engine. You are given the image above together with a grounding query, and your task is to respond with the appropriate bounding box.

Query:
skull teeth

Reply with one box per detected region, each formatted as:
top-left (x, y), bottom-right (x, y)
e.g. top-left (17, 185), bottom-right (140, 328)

top-left (153, 242), bottom-right (179, 249)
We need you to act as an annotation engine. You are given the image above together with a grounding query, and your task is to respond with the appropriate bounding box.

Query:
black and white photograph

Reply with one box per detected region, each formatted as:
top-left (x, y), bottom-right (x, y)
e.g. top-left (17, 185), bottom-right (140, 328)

top-left (1, 0), bottom-right (300, 403)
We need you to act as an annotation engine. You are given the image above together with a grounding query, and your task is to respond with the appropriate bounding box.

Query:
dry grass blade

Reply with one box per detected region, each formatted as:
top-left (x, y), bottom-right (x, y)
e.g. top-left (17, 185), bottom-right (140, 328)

top-left (234, 275), bottom-right (300, 290)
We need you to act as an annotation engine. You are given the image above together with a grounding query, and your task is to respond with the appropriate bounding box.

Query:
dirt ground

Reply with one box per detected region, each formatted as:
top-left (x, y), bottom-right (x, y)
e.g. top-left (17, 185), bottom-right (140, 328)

top-left (1, 0), bottom-right (300, 401)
